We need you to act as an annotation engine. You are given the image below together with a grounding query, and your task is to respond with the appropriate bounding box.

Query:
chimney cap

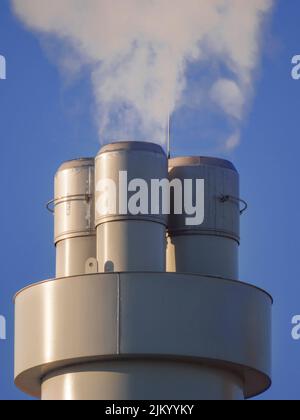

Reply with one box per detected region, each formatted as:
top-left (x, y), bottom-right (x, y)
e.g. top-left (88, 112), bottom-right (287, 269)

top-left (98, 141), bottom-right (166, 156)
top-left (169, 156), bottom-right (237, 172)
top-left (56, 158), bottom-right (95, 173)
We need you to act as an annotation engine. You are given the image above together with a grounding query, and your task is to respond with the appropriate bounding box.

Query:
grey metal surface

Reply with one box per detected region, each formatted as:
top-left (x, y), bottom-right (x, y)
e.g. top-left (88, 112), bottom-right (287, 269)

top-left (168, 156), bottom-right (240, 239)
top-left (54, 158), bottom-right (95, 243)
top-left (95, 142), bottom-right (168, 272)
top-left (54, 158), bottom-right (96, 277)
top-left (97, 221), bottom-right (167, 272)
top-left (56, 236), bottom-right (97, 278)
top-left (170, 156), bottom-right (237, 172)
top-left (100, 141), bottom-right (165, 155)
top-left (167, 235), bottom-right (238, 280)
top-left (15, 272), bottom-right (272, 400)
top-left (56, 158), bottom-right (95, 172)
top-left (15, 150), bottom-right (272, 401)
top-left (167, 157), bottom-right (240, 279)
top-left (41, 362), bottom-right (244, 401)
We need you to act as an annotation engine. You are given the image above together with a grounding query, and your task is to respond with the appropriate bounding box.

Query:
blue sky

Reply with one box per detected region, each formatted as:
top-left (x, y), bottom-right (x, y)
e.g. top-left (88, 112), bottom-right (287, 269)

top-left (1, 0), bottom-right (300, 400)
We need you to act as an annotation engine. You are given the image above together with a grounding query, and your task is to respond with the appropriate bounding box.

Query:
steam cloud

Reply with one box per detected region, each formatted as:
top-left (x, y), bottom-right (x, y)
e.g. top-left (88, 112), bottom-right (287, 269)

top-left (11, 0), bottom-right (273, 147)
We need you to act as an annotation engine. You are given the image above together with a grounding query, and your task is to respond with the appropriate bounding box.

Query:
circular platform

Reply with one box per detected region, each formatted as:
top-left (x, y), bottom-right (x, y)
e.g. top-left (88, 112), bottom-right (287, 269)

top-left (15, 273), bottom-right (272, 399)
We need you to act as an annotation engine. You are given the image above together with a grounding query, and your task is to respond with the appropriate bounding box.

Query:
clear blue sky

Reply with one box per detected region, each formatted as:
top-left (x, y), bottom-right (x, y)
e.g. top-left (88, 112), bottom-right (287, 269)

top-left (1, 0), bottom-right (300, 400)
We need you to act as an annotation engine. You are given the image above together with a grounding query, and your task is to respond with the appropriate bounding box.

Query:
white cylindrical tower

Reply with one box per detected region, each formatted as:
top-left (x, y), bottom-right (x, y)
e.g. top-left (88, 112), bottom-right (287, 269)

top-left (95, 141), bottom-right (168, 272)
top-left (167, 157), bottom-right (241, 280)
top-left (53, 158), bottom-right (97, 278)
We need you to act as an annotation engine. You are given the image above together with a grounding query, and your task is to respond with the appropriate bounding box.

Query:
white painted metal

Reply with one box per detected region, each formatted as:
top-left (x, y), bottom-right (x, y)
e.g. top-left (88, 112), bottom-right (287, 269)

top-left (167, 157), bottom-right (240, 280)
top-left (95, 142), bottom-right (168, 272)
top-left (14, 273), bottom-right (271, 400)
top-left (14, 150), bottom-right (272, 402)
top-left (42, 362), bottom-right (244, 401)
top-left (54, 158), bottom-right (96, 277)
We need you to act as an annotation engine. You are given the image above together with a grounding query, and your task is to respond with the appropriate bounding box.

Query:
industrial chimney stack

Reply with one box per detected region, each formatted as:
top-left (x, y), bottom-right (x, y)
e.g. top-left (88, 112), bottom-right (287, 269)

top-left (14, 142), bottom-right (272, 400)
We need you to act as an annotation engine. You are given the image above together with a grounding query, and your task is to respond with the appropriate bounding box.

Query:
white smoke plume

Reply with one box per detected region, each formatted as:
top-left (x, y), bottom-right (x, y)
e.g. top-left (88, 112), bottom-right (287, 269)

top-left (11, 0), bottom-right (273, 146)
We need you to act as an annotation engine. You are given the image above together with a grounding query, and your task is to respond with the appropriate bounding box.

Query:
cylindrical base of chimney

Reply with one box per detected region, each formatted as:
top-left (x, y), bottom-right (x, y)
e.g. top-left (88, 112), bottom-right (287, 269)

top-left (97, 221), bottom-right (166, 272)
top-left (56, 236), bottom-right (97, 278)
top-left (41, 361), bottom-right (244, 401)
top-left (14, 273), bottom-right (272, 401)
top-left (167, 235), bottom-right (238, 280)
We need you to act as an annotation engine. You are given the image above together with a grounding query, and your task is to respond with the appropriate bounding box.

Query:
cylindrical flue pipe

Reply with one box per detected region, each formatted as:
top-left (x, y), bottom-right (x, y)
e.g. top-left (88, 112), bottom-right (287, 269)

top-left (95, 142), bottom-right (168, 272)
top-left (41, 361), bottom-right (244, 401)
top-left (54, 158), bottom-right (97, 277)
top-left (167, 157), bottom-right (240, 280)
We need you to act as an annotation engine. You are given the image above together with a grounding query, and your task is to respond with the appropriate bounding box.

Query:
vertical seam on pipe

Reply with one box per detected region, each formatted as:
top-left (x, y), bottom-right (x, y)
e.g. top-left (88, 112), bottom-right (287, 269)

top-left (117, 272), bottom-right (121, 355)
top-left (87, 166), bottom-right (92, 230)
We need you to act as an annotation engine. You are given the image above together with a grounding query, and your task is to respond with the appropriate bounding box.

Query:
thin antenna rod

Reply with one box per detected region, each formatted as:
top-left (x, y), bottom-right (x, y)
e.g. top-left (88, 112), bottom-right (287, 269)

top-left (167, 112), bottom-right (171, 159)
